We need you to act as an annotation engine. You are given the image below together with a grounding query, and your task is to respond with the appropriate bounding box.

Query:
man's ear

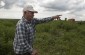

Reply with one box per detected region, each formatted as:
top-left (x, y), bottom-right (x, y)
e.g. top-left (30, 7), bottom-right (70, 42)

top-left (24, 11), bottom-right (27, 14)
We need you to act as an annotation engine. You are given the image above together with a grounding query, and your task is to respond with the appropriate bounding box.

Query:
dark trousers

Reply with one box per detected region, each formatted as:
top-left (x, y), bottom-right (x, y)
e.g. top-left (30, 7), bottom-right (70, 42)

top-left (16, 52), bottom-right (31, 55)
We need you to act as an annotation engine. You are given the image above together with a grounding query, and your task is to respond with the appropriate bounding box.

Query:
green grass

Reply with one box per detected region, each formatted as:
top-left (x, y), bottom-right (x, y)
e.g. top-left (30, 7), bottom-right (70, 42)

top-left (0, 19), bottom-right (85, 55)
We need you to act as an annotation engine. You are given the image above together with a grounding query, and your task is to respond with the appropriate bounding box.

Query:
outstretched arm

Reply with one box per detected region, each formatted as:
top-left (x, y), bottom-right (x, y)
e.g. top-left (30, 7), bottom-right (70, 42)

top-left (34, 15), bottom-right (62, 24)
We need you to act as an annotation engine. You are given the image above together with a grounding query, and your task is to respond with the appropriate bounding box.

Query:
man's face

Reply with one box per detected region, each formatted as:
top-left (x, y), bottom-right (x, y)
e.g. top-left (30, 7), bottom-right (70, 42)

top-left (25, 11), bottom-right (34, 20)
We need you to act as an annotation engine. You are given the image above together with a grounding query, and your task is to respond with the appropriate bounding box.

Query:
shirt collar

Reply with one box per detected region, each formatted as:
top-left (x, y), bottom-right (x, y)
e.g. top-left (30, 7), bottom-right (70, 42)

top-left (22, 17), bottom-right (32, 24)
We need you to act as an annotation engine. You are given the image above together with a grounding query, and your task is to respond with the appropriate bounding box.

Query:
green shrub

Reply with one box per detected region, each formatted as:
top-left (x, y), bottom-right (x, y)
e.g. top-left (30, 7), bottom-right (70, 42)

top-left (0, 19), bottom-right (85, 55)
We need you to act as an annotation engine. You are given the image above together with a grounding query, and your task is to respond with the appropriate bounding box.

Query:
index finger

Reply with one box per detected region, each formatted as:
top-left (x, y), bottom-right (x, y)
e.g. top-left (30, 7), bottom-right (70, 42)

top-left (57, 15), bottom-right (62, 16)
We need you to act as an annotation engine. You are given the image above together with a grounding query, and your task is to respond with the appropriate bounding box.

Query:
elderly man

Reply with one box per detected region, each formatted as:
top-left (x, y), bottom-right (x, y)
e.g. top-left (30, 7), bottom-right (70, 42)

top-left (13, 5), bottom-right (62, 55)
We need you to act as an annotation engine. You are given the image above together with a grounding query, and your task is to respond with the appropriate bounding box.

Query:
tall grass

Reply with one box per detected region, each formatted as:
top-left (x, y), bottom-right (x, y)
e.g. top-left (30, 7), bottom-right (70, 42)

top-left (0, 19), bottom-right (85, 55)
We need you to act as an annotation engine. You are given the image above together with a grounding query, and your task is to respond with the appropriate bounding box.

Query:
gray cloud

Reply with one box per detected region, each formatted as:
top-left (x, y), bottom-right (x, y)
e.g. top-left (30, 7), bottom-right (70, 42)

top-left (37, 0), bottom-right (85, 20)
top-left (0, 0), bottom-right (84, 11)
top-left (0, 0), bottom-right (17, 9)
top-left (39, 0), bottom-right (85, 12)
top-left (16, 0), bottom-right (27, 7)
top-left (0, 0), bottom-right (35, 9)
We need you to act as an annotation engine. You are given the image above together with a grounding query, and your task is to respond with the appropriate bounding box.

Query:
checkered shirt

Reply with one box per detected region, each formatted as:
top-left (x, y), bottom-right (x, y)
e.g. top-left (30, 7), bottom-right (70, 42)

top-left (13, 17), bottom-right (54, 54)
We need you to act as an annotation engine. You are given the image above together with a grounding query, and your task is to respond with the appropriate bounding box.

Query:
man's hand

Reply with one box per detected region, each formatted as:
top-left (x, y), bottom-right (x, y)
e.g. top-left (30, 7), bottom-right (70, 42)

top-left (52, 15), bottom-right (62, 20)
top-left (32, 49), bottom-right (38, 55)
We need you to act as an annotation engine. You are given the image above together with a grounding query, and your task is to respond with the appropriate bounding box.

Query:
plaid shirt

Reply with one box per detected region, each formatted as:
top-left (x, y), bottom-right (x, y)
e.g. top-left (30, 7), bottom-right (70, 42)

top-left (13, 17), bottom-right (54, 54)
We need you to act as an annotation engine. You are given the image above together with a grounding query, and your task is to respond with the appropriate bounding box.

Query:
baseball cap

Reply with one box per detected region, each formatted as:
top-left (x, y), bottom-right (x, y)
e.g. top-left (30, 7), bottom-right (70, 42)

top-left (23, 5), bottom-right (38, 13)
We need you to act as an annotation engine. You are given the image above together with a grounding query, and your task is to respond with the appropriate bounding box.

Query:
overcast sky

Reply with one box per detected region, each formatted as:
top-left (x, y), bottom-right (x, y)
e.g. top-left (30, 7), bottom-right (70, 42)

top-left (0, 0), bottom-right (85, 21)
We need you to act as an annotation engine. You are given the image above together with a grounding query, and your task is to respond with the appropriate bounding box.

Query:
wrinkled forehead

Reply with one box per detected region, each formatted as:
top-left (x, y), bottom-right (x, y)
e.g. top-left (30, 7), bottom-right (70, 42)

top-left (27, 11), bottom-right (34, 13)
top-left (24, 10), bottom-right (35, 13)
top-left (23, 11), bottom-right (34, 14)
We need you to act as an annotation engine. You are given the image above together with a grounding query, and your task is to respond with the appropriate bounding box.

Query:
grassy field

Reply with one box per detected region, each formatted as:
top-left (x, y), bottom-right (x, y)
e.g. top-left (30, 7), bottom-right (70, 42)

top-left (0, 19), bottom-right (85, 55)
